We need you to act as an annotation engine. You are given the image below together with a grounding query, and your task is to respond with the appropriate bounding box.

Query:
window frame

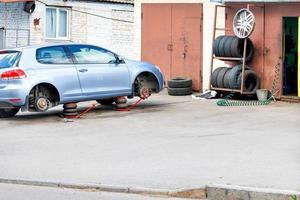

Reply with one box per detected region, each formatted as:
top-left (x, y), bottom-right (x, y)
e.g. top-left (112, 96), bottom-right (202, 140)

top-left (45, 7), bottom-right (70, 40)
top-left (36, 45), bottom-right (74, 65)
top-left (67, 45), bottom-right (119, 65)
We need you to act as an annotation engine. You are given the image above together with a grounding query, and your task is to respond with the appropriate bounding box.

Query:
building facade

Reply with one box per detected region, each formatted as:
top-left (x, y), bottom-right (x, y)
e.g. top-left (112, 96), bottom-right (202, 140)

top-left (225, 0), bottom-right (300, 99)
top-left (0, 0), bottom-right (136, 59)
top-left (134, 0), bottom-right (226, 91)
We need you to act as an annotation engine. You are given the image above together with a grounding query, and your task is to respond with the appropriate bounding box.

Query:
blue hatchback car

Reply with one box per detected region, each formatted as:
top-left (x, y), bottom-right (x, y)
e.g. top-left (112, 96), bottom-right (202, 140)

top-left (0, 43), bottom-right (164, 118)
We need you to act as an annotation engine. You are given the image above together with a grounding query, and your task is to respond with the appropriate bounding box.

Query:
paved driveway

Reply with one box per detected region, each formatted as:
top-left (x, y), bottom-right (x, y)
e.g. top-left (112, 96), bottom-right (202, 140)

top-left (0, 90), bottom-right (299, 191)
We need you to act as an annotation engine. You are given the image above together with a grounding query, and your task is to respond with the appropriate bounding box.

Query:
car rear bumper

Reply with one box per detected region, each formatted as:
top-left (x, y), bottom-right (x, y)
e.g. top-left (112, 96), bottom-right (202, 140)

top-left (0, 84), bottom-right (27, 108)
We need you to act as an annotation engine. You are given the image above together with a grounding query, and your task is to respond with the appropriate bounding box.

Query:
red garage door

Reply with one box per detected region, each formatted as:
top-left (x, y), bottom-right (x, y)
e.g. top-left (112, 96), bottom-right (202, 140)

top-left (141, 3), bottom-right (203, 91)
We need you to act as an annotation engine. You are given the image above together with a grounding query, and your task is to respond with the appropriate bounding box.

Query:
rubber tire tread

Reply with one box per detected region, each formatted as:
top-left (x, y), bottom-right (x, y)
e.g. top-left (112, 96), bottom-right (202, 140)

top-left (213, 36), bottom-right (224, 56)
top-left (0, 108), bottom-right (20, 118)
top-left (223, 67), bottom-right (232, 88)
top-left (63, 103), bottom-right (77, 109)
top-left (168, 77), bottom-right (192, 88)
top-left (115, 98), bottom-right (127, 104)
top-left (63, 109), bottom-right (78, 113)
top-left (211, 67), bottom-right (226, 87)
top-left (218, 36), bottom-right (227, 57)
top-left (236, 70), bottom-right (260, 93)
top-left (217, 67), bottom-right (230, 88)
top-left (168, 87), bottom-right (192, 96)
top-left (223, 36), bottom-right (235, 57)
top-left (245, 39), bottom-right (254, 62)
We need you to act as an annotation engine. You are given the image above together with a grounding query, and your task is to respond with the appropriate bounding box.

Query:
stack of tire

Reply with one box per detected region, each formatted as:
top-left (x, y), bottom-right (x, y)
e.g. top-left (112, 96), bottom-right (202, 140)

top-left (213, 35), bottom-right (254, 62)
top-left (211, 35), bottom-right (259, 93)
top-left (168, 77), bottom-right (193, 96)
top-left (63, 103), bottom-right (78, 118)
top-left (211, 65), bottom-right (259, 93)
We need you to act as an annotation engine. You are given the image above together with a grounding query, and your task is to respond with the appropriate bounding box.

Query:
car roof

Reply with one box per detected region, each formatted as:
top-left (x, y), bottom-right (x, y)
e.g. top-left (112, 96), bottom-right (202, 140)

top-left (4, 43), bottom-right (103, 51)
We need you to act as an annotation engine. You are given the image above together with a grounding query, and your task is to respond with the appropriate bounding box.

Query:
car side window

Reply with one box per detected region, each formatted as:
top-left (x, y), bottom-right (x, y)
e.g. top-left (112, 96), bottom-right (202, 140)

top-left (36, 46), bottom-right (72, 64)
top-left (68, 45), bottom-right (117, 64)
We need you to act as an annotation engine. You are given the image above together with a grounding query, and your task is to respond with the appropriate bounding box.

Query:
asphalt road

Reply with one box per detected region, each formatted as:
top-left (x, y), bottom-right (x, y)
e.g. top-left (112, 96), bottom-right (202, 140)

top-left (0, 90), bottom-right (299, 192)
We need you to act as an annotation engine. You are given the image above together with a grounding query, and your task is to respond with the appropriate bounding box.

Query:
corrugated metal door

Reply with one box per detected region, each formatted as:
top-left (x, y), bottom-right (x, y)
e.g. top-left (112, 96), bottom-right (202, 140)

top-left (142, 3), bottom-right (203, 91)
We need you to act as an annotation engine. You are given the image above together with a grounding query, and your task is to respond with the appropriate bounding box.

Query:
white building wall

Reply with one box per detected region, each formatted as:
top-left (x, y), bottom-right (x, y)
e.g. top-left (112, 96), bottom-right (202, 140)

top-left (134, 0), bottom-right (226, 91)
top-left (1, 0), bottom-right (135, 59)
top-left (0, 2), bottom-right (30, 48)
top-left (29, 0), bottom-right (135, 59)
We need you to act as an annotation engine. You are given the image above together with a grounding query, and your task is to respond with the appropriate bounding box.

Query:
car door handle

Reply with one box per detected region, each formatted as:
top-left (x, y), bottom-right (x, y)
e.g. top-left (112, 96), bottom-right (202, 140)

top-left (78, 69), bottom-right (88, 73)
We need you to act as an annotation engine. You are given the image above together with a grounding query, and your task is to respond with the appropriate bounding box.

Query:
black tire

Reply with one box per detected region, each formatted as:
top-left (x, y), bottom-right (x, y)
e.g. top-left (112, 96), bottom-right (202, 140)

top-left (168, 77), bottom-right (192, 88)
top-left (63, 108), bottom-right (78, 113)
top-left (236, 70), bottom-right (260, 93)
top-left (213, 36), bottom-right (224, 56)
top-left (115, 97), bottom-right (127, 104)
top-left (223, 36), bottom-right (235, 57)
top-left (216, 67), bottom-right (230, 88)
top-left (230, 37), bottom-right (254, 62)
top-left (211, 67), bottom-right (225, 87)
top-left (228, 64), bottom-right (247, 89)
top-left (63, 103), bottom-right (77, 109)
top-left (97, 98), bottom-right (115, 105)
top-left (168, 87), bottom-right (192, 96)
top-left (63, 112), bottom-right (78, 117)
top-left (230, 36), bottom-right (241, 58)
top-left (0, 107), bottom-right (20, 118)
top-left (218, 36), bottom-right (227, 57)
top-left (223, 67), bottom-right (232, 88)
top-left (244, 39), bottom-right (254, 62)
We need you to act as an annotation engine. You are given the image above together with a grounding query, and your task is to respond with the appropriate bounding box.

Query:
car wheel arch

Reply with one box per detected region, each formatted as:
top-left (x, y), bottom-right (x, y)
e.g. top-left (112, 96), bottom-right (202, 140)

top-left (28, 82), bottom-right (61, 105)
top-left (133, 71), bottom-right (160, 93)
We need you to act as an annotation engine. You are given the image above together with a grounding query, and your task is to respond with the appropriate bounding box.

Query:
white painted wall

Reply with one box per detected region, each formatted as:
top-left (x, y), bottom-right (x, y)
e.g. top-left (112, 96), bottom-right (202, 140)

top-left (0, 2), bottom-right (30, 48)
top-left (0, 0), bottom-right (136, 59)
top-left (30, 0), bottom-right (135, 59)
top-left (134, 0), bottom-right (226, 91)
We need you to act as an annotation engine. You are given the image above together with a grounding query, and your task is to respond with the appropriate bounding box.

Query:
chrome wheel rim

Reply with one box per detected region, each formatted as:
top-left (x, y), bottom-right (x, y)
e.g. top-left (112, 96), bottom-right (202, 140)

top-left (233, 9), bottom-right (255, 39)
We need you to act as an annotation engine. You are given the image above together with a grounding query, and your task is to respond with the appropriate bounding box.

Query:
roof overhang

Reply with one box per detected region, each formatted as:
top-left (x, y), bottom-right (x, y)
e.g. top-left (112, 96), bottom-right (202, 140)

top-left (0, 0), bottom-right (32, 2)
top-left (224, 0), bottom-right (300, 2)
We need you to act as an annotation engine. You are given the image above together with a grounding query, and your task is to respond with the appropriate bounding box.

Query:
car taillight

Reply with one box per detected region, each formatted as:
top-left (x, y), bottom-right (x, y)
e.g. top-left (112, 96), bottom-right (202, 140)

top-left (1, 69), bottom-right (27, 80)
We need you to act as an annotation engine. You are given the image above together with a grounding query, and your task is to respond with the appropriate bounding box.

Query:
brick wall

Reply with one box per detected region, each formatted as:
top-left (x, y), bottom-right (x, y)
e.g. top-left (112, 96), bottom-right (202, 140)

top-left (0, 0), bottom-right (136, 59)
top-left (30, 0), bottom-right (136, 59)
top-left (0, 2), bottom-right (30, 48)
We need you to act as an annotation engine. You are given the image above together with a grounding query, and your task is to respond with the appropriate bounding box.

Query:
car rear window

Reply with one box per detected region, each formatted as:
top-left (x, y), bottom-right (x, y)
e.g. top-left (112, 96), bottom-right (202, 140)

top-left (0, 51), bottom-right (20, 69)
top-left (36, 46), bottom-right (72, 64)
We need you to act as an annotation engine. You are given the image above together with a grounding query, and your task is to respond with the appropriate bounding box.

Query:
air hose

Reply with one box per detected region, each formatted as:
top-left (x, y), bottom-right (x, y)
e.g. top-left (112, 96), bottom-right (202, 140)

top-left (217, 94), bottom-right (272, 106)
top-left (217, 63), bottom-right (280, 107)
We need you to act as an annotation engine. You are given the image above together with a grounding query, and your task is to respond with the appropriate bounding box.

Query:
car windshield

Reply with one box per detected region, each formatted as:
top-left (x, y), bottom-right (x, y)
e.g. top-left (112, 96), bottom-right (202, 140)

top-left (0, 51), bottom-right (20, 69)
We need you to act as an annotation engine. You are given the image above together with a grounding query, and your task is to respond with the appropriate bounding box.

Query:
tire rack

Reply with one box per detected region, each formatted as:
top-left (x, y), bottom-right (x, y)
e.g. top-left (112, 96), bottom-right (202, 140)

top-left (209, 4), bottom-right (254, 95)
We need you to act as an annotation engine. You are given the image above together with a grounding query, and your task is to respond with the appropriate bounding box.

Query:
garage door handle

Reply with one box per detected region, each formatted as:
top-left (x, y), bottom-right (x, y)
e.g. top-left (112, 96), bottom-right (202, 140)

top-left (78, 69), bottom-right (88, 73)
top-left (167, 44), bottom-right (173, 51)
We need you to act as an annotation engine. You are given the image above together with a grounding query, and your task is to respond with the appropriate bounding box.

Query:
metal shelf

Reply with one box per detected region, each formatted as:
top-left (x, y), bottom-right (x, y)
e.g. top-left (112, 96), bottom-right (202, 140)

top-left (209, 4), bottom-right (251, 95)
top-left (213, 56), bottom-right (243, 61)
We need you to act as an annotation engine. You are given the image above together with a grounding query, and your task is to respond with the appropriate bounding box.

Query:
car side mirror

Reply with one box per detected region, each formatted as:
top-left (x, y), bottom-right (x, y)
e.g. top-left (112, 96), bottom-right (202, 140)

top-left (115, 55), bottom-right (124, 64)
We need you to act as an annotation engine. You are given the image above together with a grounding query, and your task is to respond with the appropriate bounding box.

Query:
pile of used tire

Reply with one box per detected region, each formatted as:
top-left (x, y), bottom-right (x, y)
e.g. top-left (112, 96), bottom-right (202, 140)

top-left (213, 35), bottom-right (254, 62)
top-left (211, 35), bottom-right (259, 93)
top-left (168, 77), bottom-right (192, 96)
top-left (211, 65), bottom-right (260, 93)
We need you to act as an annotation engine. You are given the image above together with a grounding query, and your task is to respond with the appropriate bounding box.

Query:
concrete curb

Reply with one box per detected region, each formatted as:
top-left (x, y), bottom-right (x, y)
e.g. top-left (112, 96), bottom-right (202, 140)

top-left (1, 178), bottom-right (300, 200)
top-left (0, 178), bottom-right (206, 199)
top-left (207, 184), bottom-right (300, 200)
